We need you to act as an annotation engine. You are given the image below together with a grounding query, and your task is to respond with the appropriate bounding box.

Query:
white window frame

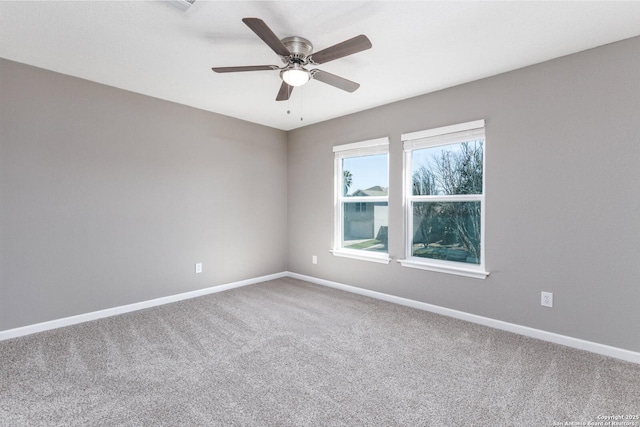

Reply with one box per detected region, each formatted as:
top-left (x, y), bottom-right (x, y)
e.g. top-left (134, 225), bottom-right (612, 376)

top-left (399, 120), bottom-right (489, 279)
top-left (331, 137), bottom-right (391, 264)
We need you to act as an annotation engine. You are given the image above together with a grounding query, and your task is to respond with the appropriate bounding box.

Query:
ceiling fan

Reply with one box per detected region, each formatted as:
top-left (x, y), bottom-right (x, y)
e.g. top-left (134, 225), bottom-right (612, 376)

top-left (212, 18), bottom-right (372, 101)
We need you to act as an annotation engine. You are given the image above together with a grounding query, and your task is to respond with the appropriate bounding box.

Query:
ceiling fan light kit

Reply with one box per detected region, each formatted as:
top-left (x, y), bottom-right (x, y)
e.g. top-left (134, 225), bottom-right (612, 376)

top-left (281, 67), bottom-right (310, 87)
top-left (212, 17), bottom-right (371, 101)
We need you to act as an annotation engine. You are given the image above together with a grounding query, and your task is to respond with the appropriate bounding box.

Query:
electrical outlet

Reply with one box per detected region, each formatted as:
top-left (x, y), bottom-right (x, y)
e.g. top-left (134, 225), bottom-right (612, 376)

top-left (195, 263), bottom-right (203, 274)
top-left (312, 255), bottom-right (317, 264)
top-left (541, 291), bottom-right (553, 307)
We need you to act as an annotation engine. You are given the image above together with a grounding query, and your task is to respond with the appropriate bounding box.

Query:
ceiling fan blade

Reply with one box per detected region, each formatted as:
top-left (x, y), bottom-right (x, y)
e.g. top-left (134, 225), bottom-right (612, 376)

top-left (276, 81), bottom-right (293, 101)
top-left (211, 65), bottom-right (277, 73)
top-left (310, 34), bottom-right (372, 64)
top-left (242, 18), bottom-right (291, 57)
top-left (312, 70), bottom-right (360, 93)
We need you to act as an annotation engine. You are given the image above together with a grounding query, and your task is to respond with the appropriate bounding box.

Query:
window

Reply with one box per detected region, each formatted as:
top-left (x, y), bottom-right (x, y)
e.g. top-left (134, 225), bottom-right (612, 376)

top-left (332, 137), bottom-right (390, 264)
top-left (400, 120), bottom-right (488, 279)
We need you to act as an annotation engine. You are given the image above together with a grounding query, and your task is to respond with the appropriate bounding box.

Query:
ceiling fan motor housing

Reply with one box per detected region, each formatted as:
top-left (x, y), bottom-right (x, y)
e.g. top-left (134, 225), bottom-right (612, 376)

top-left (281, 36), bottom-right (313, 59)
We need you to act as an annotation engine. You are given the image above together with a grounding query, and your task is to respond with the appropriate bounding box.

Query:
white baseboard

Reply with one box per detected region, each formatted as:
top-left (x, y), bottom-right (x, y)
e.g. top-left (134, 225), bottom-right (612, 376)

top-left (286, 272), bottom-right (640, 365)
top-left (0, 272), bottom-right (287, 341)
top-left (3, 270), bottom-right (638, 365)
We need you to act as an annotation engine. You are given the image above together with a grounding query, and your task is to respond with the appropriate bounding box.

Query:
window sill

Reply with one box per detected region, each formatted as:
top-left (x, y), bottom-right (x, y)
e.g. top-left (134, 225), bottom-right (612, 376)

top-left (398, 259), bottom-right (489, 279)
top-left (331, 249), bottom-right (391, 264)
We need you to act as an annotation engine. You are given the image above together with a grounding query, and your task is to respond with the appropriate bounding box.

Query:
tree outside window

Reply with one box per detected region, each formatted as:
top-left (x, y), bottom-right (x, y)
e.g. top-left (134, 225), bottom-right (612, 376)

top-left (401, 121), bottom-right (487, 277)
top-left (411, 141), bottom-right (483, 264)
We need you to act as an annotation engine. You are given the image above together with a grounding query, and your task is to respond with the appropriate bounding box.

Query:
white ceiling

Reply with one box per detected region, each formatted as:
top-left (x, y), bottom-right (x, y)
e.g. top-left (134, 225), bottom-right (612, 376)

top-left (2, 1), bottom-right (640, 131)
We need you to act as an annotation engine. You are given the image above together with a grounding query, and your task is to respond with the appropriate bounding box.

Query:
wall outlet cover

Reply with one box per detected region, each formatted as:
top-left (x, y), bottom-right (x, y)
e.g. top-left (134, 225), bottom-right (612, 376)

top-left (541, 291), bottom-right (553, 307)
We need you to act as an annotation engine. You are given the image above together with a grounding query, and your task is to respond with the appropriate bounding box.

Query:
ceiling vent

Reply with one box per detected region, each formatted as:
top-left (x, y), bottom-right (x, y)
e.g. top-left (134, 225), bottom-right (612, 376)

top-left (166, 0), bottom-right (195, 12)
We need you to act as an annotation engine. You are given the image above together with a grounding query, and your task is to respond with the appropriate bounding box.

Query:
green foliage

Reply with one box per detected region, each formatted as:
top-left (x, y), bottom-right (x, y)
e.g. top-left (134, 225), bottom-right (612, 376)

top-left (343, 170), bottom-right (353, 196)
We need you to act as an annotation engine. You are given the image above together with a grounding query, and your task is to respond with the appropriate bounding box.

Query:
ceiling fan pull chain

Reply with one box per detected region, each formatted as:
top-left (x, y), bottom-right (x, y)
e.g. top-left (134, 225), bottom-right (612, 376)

top-left (300, 86), bottom-right (304, 121)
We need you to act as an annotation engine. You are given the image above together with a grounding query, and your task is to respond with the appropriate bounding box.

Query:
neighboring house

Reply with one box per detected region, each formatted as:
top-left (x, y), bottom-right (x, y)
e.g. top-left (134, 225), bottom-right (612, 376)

top-left (344, 186), bottom-right (388, 241)
top-left (350, 186), bottom-right (388, 198)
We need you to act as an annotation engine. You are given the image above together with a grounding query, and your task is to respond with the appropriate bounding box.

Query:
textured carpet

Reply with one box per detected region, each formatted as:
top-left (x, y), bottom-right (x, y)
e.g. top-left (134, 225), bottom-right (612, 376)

top-left (1, 277), bottom-right (639, 426)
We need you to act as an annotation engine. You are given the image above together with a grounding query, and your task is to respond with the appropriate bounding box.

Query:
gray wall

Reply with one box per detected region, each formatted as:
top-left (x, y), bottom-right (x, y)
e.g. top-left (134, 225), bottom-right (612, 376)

top-left (0, 59), bottom-right (288, 330)
top-left (287, 36), bottom-right (640, 352)
top-left (3, 36), bottom-right (639, 354)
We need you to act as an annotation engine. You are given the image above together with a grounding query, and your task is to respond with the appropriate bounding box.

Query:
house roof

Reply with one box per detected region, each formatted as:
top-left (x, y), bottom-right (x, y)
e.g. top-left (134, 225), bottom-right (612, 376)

top-left (351, 186), bottom-right (388, 197)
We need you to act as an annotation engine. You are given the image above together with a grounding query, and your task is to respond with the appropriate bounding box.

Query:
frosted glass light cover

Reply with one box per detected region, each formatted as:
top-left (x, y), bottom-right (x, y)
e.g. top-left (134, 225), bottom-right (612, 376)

top-left (282, 69), bottom-right (310, 86)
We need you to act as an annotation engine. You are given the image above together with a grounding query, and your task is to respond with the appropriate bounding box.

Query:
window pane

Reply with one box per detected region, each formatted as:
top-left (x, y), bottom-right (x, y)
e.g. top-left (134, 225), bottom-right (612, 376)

top-left (412, 140), bottom-right (483, 196)
top-left (343, 154), bottom-right (388, 197)
top-left (412, 201), bottom-right (480, 264)
top-left (343, 202), bottom-right (388, 253)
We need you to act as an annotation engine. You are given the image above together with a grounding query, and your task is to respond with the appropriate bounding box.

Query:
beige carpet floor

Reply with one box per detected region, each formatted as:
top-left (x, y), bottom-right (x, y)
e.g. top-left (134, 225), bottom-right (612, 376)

top-left (1, 277), bottom-right (639, 426)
